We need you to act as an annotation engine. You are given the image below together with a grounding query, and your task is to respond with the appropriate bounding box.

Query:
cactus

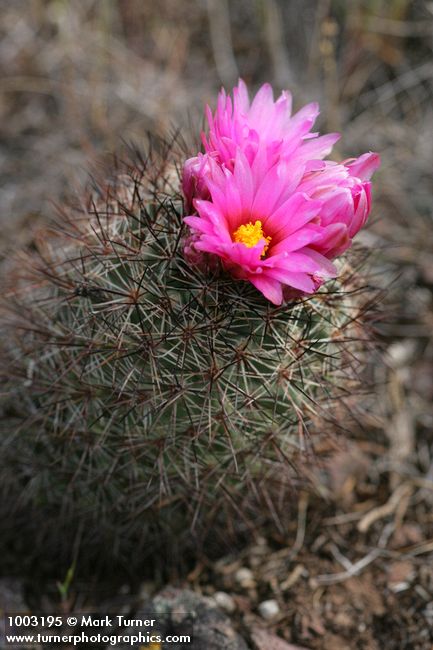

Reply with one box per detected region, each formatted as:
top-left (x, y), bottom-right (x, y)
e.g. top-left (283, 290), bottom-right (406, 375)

top-left (0, 139), bottom-right (375, 570)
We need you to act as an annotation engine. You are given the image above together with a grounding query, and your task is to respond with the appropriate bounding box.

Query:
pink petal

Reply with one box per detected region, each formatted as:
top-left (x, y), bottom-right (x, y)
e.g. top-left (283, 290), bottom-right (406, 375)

top-left (300, 132), bottom-right (340, 160)
top-left (270, 225), bottom-right (323, 254)
top-left (264, 268), bottom-right (316, 293)
top-left (300, 249), bottom-right (338, 277)
top-left (348, 185), bottom-right (369, 237)
top-left (347, 152), bottom-right (380, 181)
top-left (319, 188), bottom-right (354, 227)
top-left (183, 216), bottom-right (215, 235)
top-left (249, 275), bottom-right (283, 305)
top-left (275, 90), bottom-right (293, 117)
top-left (313, 223), bottom-right (350, 257)
top-left (264, 193), bottom-right (322, 239)
top-left (233, 149), bottom-right (254, 211)
top-left (275, 248), bottom-right (337, 276)
top-left (287, 102), bottom-right (320, 139)
top-left (249, 83), bottom-right (274, 127)
top-left (233, 78), bottom-right (250, 114)
top-left (251, 165), bottom-right (287, 216)
top-left (223, 241), bottom-right (265, 270)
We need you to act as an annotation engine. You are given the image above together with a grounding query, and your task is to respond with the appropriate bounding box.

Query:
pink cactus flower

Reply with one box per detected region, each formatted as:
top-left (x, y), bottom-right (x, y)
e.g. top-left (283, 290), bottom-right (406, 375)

top-left (182, 153), bottom-right (213, 213)
top-left (183, 81), bottom-right (380, 304)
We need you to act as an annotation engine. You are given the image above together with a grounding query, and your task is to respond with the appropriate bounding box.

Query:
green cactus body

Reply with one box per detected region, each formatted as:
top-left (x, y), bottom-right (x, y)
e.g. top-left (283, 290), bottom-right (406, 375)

top-left (0, 143), bottom-right (373, 569)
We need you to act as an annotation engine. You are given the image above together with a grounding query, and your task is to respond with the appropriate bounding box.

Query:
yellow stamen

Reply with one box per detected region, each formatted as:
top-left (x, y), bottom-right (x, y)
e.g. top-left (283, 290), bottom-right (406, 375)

top-left (233, 220), bottom-right (271, 257)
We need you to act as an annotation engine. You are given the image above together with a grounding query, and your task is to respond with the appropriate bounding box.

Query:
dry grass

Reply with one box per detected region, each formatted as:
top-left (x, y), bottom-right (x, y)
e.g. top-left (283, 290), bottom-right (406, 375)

top-left (1, 0), bottom-right (433, 647)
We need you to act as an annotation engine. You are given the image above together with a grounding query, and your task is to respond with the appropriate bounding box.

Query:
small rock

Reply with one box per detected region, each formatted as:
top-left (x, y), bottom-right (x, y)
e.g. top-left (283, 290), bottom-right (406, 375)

top-left (386, 340), bottom-right (417, 369)
top-left (151, 587), bottom-right (249, 649)
top-left (258, 599), bottom-right (280, 620)
top-left (214, 591), bottom-right (236, 614)
top-left (387, 560), bottom-right (415, 592)
top-left (334, 611), bottom-right (353, 628)
top-left (235, 567), bottom-right (255, 589)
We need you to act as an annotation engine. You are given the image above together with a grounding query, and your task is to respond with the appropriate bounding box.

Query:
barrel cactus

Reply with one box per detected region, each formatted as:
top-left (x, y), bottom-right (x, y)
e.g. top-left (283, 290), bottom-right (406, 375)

top-left (0, 82), bottom-right (379, 570)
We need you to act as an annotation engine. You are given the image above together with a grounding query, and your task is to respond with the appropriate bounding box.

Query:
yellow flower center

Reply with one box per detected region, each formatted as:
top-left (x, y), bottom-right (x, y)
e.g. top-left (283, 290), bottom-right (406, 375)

top-left (232, 220), bottom-right (271, 257)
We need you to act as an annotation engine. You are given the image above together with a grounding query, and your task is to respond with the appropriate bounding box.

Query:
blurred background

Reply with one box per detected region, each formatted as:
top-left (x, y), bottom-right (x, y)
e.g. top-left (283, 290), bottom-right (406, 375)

top-left (1, 0), bottom-right (432, 239)
top-left (1, 1), bottom-right (433, 648)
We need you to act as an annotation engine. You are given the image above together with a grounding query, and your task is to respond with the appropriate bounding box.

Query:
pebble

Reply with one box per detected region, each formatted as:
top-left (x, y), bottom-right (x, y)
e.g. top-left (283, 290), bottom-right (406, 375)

top-left (258, 599), bottom-right (280, 620)
top-left (235, 567), bottom-right (255, 589)
top-left (386, 340), bottom-right (417, 369)
top-left (213, 591), bottom-right (236, 614)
